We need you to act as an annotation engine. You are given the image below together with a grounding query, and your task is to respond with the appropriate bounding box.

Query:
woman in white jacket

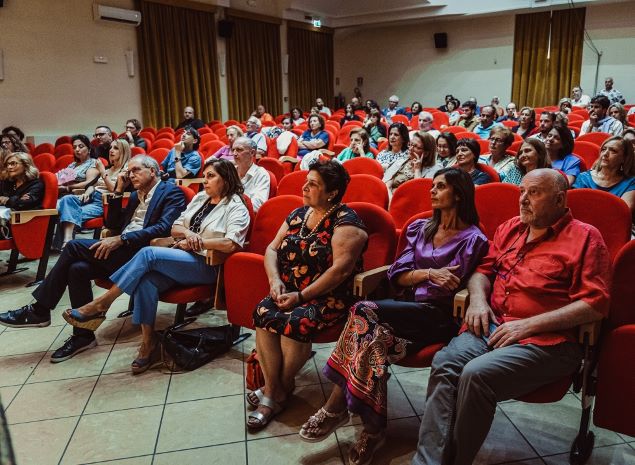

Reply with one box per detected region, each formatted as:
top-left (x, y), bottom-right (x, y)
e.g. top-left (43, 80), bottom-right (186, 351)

top-left (63, 158), bottom-right (250, 373)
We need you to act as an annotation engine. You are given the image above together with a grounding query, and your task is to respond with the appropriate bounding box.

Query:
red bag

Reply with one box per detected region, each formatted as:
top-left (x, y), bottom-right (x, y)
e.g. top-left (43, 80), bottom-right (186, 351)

top-left (246, 349), bottom-right (265, 391)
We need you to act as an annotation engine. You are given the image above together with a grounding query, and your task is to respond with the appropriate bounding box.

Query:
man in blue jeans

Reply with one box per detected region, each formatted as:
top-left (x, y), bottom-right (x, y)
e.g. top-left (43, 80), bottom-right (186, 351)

top-left (0, 156), bottom-right (186, 362)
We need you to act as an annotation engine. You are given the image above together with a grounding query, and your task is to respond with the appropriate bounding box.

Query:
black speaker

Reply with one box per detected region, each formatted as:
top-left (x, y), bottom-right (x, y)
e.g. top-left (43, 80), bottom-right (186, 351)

top-left (0, 1), bottom-right (4, 7)
top-left (218, 20), bottom-right (234, 39)
top-left (434, 32), bottom-right (448, 49)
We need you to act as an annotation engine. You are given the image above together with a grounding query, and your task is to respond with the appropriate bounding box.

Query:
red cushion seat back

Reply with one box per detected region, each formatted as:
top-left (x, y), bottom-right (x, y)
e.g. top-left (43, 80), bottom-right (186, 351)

top-left (475, 183), bottom-right (520, 240)
top-left (342, 174), bottom-right (388, 209)
top-left (389, 178), bottom-right (433, 233)
top-left (347, 202), bottom-right (397, 271)
top-left (342, 158), bottom-right (383, 179)
top-left (248, 195), bottom-right (304, 255)
top-left (277, 170), bottom-right (307, 196)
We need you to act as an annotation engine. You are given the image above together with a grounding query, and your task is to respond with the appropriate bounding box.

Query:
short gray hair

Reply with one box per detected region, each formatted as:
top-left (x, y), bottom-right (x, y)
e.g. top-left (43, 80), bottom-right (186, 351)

top-left (130, 154), bottom-right (160, 175)
top-left (389, 95), bottom-right (399, 103)
top-left (247, 117), bottom-right (262, 128)
top-left (419, 111), bottom-right (434, 122)
top-left (233, 136), bottom-right (257, 151)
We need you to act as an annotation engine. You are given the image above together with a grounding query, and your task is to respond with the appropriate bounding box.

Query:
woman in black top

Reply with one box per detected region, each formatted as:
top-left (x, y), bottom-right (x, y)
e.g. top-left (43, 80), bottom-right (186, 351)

top-left (340, 104), bottom-right (362, 126)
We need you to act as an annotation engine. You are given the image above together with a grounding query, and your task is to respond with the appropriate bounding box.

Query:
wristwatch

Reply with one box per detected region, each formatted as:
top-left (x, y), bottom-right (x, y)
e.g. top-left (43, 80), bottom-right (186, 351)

top-left (174, 157), bottom-right (181, 162)
top-left (120, 232), bottom-right (130, 246)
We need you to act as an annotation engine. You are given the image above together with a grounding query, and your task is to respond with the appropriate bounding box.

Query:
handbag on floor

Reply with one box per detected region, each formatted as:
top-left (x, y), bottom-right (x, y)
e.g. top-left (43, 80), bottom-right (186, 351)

top-left (157, 321), bottom-right (235, 372)
top-left (246, 348), bottom-right (265, 391)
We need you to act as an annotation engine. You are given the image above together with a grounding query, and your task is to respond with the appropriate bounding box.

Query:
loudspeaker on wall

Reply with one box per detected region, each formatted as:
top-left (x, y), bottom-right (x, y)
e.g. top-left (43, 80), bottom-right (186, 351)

top-left (434, 32), bottom-right (448, 49)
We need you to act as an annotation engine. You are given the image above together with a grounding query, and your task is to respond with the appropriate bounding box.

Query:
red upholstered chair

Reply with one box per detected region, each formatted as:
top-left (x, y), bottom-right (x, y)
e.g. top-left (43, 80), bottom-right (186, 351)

top-left (509, 140), bottom-right (523, 153)
top-left (343, 120), bottom-right (363, 128)
top-left (54, 143), bottom-right (74, 158)
top-left (389, 178), bottom-right (433, 236)
top-left (285, 137), bottom-right (299, 159)
top-left (277, 170), bottom-right (307, 196)
top-left (34, 143), bottom-right (55, 156)
top-left (336, 126), bottom-right (357, 146)
top-left (576, 132), bottom-right (611, 146)
top-left (131, 146), bottom-right (146, 156)
top-left (594, 240), bottom-right (635, 437)
top-left (567, 189), bottom-right (631, 262)
top-left (342, 157), bottom-right (383, 179)
top-left (442, 126), bottom-right (468, 136)
top-left (391, 115), bottom-right (410, 125)
top-left (149, 148), bottom-right (169, 165)
top-left (54, 154), bottom-right (75, 172)
top-left (224, 119), bottom-right (241, 127)
top-left (501, 120), bottom-right (519, 129)
top-left (152, 139), bottom-right (175, 151)
top-left (333, 143), bottom-right (347, 156)
top-left (573, 141), bottom-right (600, 169)
top-left (33, 153), bottom-right (56, 173)
top-left (257, 158), bottom-right (286, 184)
top-left (457, 132), bottom-right (479, 140)
top-left (157, 127), bottom-right (175, 135)
top-left (54, 136), bottom-right (72, 147)
top-left (476, 139), bottom-right (489, 155)
top-left (200, 133), bottom-right (219, 144)
top-left (431, 111), bottom-right (449, 129)
top-left (248, 195), bottom-right (304, 255)
top-left (342, 174), bottom-right (389, 209)
top-left (200, 140), bottom-right (226, 158)
top-left (476, 163), bottom-right (501, 183)
top-left (0, 172), bottom-right (58, 284)
top-left (474, 183), bottom-right (521, 240)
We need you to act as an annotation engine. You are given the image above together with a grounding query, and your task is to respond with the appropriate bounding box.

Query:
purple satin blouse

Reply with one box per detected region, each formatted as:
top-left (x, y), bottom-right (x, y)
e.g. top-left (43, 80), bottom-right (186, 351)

top-left (387, 219), bottom-right (489, 305)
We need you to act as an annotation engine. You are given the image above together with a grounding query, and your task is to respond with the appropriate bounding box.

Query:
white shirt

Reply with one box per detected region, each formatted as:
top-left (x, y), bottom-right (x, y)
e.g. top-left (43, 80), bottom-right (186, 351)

top-left (248, 132), bottom-right (268, 154)
top-left (122, 181), bottom-right (160, 234)
top-left (241, 163), bottom-right (270, 213)
top-left (572, 95), bottom-right (591, 107)
top-left (317, 106), bottom-right (332, 116)
top-left (580, 116), bottom-right (624, 136)
top-left (173, 192), bottom-right (250, 257)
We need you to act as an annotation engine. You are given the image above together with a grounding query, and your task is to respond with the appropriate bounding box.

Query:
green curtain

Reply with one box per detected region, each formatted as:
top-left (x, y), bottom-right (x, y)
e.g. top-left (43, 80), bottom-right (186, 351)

top-left (288, 25), bottom-right (334, 112)
top-left (137, 1), bottom-right (221, 128)
top-left (226, 16), bottom-right (282, 121)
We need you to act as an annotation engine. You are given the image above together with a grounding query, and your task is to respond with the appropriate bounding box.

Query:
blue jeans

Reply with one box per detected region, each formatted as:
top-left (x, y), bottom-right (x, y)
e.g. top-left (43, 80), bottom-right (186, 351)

top-left (58, 191), bottom-right (104, 227)
top-left (109, 246), bottom-right (217, 326)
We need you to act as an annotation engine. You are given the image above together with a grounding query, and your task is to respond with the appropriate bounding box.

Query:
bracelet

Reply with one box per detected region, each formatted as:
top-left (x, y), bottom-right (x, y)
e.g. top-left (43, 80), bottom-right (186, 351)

top-left (427, 268), bottom-right (431, 282)
top-left (410, 270), bottom-right (416, 287)
top-left (297, 290), bottom-right (305, 304)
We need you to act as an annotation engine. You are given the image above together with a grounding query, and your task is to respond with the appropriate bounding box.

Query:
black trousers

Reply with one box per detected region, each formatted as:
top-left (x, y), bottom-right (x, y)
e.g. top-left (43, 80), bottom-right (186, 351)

top-left (32, 239), bottom-right (139, 340)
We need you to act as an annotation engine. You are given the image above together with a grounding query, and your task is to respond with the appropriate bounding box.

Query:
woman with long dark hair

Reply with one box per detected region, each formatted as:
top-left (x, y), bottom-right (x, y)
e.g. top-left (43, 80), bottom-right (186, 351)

top-left (298, 168), bottom-right (488, 465)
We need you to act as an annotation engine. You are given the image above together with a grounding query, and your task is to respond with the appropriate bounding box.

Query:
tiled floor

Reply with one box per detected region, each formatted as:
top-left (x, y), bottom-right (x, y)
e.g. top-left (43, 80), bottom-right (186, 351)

top-left (0, 250), bottom-right (634, 465)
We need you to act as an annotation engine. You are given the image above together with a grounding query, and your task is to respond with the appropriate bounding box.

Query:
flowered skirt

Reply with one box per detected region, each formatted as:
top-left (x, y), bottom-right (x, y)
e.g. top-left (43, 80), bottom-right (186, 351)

top-left (323, 299), bottom-right (457, 429)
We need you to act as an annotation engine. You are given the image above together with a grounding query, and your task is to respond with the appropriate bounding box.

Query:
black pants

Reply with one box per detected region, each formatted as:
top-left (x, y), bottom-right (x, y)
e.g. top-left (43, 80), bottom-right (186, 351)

top-left (32, 239), bottom-right (139, 340)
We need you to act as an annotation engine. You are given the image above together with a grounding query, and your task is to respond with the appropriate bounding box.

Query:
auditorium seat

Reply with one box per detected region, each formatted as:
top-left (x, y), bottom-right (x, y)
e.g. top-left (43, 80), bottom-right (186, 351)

top-left (53, 144), bottom-right (74, 158)
top-left (474, 183), bottom-right (521, 239)
top-left (148, 148), bottom-right (169, 165)
top-left (342, 157), bottom-right (383, 179)
top-left (389, 178), bottom-right (433, 236)
top-left (576, 132), bottom-right (611, 146)
top-left (277, 170), bottom-right (307, 196)
top-left (573, 141), bottom-right (600, 168)
top-left (54, 136), bottom-right (72, 147)
top-left (476, 162), bottom-right (501, 182)
top-left (54, 154), bottom-right (75, 172)
top-left (33, 153), bottom-right (56, 173)
top-left (342, 174), bottom-right (389, 209)
top-left (151, 139), bottom-right (175, 150)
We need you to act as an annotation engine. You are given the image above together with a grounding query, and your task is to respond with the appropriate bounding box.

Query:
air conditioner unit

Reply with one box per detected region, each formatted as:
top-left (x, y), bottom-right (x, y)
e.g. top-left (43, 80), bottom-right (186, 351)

top-left (93, 4), bottom-right (142, 26)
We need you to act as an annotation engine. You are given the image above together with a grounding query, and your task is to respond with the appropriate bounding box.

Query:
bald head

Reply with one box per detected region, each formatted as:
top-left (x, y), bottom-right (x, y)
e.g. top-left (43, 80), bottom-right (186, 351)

top-left (519, 169), bottom-right (567, 229)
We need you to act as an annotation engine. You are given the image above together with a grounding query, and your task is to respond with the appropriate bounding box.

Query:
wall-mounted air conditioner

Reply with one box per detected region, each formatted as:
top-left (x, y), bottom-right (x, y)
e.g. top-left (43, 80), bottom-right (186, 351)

top-left (93, 4), bottom-right (142, 26)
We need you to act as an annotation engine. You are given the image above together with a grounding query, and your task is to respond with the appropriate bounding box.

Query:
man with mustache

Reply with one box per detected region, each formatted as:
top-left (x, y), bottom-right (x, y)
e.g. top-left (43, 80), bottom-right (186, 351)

top-left (580, 95), bottom-right (624, 137)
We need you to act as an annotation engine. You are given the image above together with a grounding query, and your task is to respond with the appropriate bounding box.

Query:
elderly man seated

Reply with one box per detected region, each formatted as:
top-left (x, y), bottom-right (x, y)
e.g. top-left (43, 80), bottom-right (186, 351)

top-left (245, 116), bottom-right (268, 158)
top-left (412, 169), bottom-right (611, 465)
top-left (410, 112), bottom-right (440, 140)
top-left (232, 137), bottom-right (270, 213)
top-left (580, 95), bottom-right (624, 137)
top-left (382, 95), bottom-right (406, 121)
top-left (0, 156), bottom-right (186, 361)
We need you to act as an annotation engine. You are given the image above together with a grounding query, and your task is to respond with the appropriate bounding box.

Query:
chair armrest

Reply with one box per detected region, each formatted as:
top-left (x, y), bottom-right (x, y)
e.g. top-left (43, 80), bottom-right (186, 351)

top-left (206, 249), bottom-right (230, 266)
top-left (175, 178), bottom-right (204, 187)
top-left (453, 289), bottom-right (470, 319)
top-left (10, 209), bottom-right (58, 225)
top-left (353, 265), bottom-right (390, 298)
top-left (103, 192), bottom-right (131, 205)
top-left (279, 156), bottom-right (299, 163)
top-left (72, 189), bottom-right (85, 195)
top-left (150, 237), bottom-right (175, 247)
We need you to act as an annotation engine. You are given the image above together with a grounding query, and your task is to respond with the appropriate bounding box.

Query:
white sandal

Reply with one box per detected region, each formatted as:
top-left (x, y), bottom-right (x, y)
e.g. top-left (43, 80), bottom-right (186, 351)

top-left (246, 396), bottom-right (285, 431)
top-left (299, 407), bottom-right (349, 442)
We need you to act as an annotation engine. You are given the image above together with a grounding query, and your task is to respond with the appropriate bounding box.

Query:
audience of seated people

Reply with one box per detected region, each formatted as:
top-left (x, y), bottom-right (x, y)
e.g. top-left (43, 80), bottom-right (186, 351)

top-left (2, 81), bottom-right (634, 464)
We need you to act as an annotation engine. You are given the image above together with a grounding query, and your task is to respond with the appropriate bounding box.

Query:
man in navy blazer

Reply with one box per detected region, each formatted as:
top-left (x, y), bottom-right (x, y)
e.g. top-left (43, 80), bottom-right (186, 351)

top-left (381, 95), bottom-right (406, 121)
top-left (0, 156), bottom-right (186, 362)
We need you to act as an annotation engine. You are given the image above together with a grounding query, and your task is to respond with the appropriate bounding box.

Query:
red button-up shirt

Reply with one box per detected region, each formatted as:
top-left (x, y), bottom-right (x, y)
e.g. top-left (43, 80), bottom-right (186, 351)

top-left (475, 210), bottom-right (611, 346)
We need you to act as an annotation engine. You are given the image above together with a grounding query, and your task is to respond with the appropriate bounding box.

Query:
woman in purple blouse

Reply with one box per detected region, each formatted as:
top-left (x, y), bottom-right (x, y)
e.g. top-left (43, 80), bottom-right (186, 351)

top-left (298, 168), bottom-right (488, 465)
top-left (208, 125), bottom-right (243, 162)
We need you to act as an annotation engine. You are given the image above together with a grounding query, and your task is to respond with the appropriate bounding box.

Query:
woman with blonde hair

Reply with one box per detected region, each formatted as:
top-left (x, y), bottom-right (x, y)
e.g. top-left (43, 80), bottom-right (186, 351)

top-left (57, 138), bottom-right (130, 247)
top-left (0, 152), bottom-right (43, 238)
top-left (209, 125), bottom-right (244, 162)
top-left (384, 131), bottom-right (439, 195)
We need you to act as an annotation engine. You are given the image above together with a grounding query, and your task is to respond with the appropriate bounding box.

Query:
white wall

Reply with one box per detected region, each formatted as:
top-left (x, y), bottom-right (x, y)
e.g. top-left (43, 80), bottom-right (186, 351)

top-left (334, 4), bottom-right (635, 108)
top-left (0, 0), bottom-right (142, 142)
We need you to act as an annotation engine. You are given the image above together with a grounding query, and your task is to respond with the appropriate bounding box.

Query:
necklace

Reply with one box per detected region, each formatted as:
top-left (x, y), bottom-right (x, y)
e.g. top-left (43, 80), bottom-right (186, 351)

top-left (299, 203), bottom-right (340, 239)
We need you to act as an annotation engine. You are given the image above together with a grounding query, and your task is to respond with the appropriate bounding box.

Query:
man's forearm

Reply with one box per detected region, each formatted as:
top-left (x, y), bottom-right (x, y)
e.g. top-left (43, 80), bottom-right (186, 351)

top-left (467, 272), bottom-right (491, 304)
top-left (523, 300), bottom-right (604, 335)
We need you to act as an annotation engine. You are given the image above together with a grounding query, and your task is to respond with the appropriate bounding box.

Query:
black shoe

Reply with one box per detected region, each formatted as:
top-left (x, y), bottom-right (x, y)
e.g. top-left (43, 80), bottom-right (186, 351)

top-left (0, 305), bottom-right (51, 328)
top-left (50, 335), bottom-right (97, 363)
top-left (184, 299), bottom-right (214, 318)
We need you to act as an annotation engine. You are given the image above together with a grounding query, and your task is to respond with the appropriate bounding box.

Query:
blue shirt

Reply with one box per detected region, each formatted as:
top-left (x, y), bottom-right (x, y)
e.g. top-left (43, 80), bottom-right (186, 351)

top-left (298, 130), bottom-right (329, 158)
top-left (473, 122), bottom-right (502, 139)
top-left (551, 154), bottom-right (581, 178)
top-left (572, 171), bottom-right (635, 198)
top-left (161, 148), bottom-right (201, 181)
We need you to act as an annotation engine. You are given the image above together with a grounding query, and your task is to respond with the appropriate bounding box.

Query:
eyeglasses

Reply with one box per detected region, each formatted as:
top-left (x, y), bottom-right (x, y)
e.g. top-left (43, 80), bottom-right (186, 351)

top-left (488, 137), bottom-right (505, 144)
top-left (6, 161), bottom-right (19, 167)
top-left (408, 142), bottom-right (424, 151)
top-left (94, 133), bottom-right (109, 137)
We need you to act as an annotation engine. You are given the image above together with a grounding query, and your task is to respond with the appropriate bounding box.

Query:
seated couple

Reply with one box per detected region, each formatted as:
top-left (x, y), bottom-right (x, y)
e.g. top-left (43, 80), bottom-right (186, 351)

top-left (246, 167), bottom-right (610, 465)
top-left (0, 156), bottom-right (250, 373)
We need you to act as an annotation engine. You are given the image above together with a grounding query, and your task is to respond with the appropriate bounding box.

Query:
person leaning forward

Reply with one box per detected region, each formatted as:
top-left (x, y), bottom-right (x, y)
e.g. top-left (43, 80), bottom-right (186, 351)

top-left (412, 168), bottom-right (611, 465)
top-left (0, 155), bottom-right (186, 362)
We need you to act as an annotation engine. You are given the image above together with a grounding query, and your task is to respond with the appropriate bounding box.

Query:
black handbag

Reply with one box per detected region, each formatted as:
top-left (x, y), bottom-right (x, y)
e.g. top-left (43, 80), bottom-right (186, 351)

top-left (157, 322), bottom-right (235, 372)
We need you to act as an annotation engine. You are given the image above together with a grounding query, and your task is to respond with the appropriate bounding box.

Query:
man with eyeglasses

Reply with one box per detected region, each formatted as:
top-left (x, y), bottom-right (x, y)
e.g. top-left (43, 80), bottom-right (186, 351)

top-left (497, 103), bottom-right (518, 122)
top-left (0, 155), bottom-right (186, 362)
top-left (175, 106), bottom-right (206, 131)
top-left (412, 169), bottom-right (610, 465)
top-left (473, 105), bottom-right (501, 140)
top-left (93, 125), bottom-right (113, 159)
top-left (122, 119), bottom-right (147, 151)
top-left (382, 95), bottom-right (406, 121)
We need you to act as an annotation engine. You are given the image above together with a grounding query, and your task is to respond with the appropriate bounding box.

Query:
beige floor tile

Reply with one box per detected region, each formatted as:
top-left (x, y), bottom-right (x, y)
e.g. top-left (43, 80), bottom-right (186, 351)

top-left (167, 356), bottom-right (244, 403)
top-left (85, 370), bottom-right (170, 414)
top-left (154, 442), bottom-right (246, 465)
top-left (500, 393), bottom-right (624, 456)
top-left (27, 343), bottom-right (112, 383)
top-left (0, 385), bottom-right (20, 405)
top-left (61, 405), bottom-right (163, 464)
top-left (619, 432), bottom-right (635, 442)
top-left (335, 416), bottom-right (420, 465)
top-left (543, 442), bottom-right (635, 465)
top-left (246, 383), bottom-right (327, 440)
top-left (0, 352), bottom-right (44, 386)
top-left (394, 369), bottom-right (429, 415)
top-left (0, 325), bottom-right (64, 356)
top-left (87, 457), bottom-right (153, 465)
top-left (387, 376), bottom-right (417, 420)
top-left (472, 408), bottom-right (537, 464)
top-left (247, 432), bottom-right (344, 465)
top-left (102, 341), bottom-right (141, 374)
top-left (9, 416), bottom-right (78, 465)
top-left (296, 353), bottom-right (321, 387)
top-left (6, 376), bottom-right (97, 424)
top-left (313, 347), bottom-right (333, 384)
top-left (156, 395), bottom-right (245, 453)
top-left (115, 318), bottom-right (143, 343)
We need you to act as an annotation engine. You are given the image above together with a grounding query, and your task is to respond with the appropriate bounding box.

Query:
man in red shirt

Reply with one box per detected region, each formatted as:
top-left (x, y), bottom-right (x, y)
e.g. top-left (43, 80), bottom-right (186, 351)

top-left (412, 169), bottom-right (611, 465)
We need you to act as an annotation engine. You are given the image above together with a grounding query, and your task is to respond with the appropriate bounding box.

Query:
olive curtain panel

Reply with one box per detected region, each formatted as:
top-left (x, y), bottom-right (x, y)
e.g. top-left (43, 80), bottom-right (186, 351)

top-left (137, 1), bottom-right (221, 128)
top-left (287, 25), bottom-right (334, 111)
top-left (225, 15), bottom-right (282, 121)
top-left (511, 8), bottom-right (585, 107)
